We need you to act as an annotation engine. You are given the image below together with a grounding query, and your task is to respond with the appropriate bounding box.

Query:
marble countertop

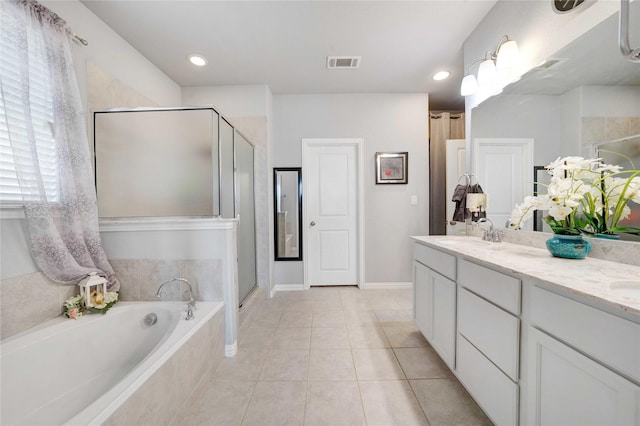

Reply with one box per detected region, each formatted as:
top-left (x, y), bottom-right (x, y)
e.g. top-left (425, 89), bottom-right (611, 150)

top-left (412, 235), bottom-right (640, 320)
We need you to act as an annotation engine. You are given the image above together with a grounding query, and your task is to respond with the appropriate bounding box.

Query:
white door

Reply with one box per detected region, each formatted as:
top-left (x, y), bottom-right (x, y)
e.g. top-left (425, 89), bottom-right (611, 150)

top-left (473, 138), bottom-right (534, 229)
top-left (302, 139), bottom-right (362, 287)
top-left (445, 139), bottom-right (467, 235)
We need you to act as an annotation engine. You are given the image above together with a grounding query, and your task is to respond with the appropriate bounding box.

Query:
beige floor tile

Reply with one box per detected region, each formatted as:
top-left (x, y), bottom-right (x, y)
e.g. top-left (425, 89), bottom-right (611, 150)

top-left (282, 300), bottom-right (314, 312)
top-left (271, 326), bottom-right (311, 349)
top-left (241, 381), bottom-right (306, 426)
top-left (304, 381), bottom-right (366, 426)
top-left (214, 350), bottom-right (268, 382)
top-left (279, 310), bottom-right (313, 328)
top-left (313, 300), bottom-right (340, 311)
top-left (259, 349), bottom-right (309, 381)
top-left (374, 309), bottom-right (414, 326)
top-left (180, 380), bottom-right (255, 426)
top-left (352, 348), bottom-right (406, 380)
top-left (410, 379), bottom-right (492, 426)
top-left (343, 310), bottom-right (379, 326)
top-left (341, 299), bottom-right (373, 311)
top-left (238, 327), bottom-right (275, 351)
top-left (347, 326), bottom-right (391, 348)
top-left (383, 324), bottom-right (428, 348)
top-left (359, 380), bottom-right (429, 426)
top-left (367, 297), bottom-right (403, 310)
top-left (308, 349), bottom-right (356, 381)
top-left (246, 311), bottom-right (282, 328)
top-left (310, 326), bottom-right (351, 349)
top-left (394, 347), bottom-right (454, 379)
top-left (312, 310), bottom-right (347, 327)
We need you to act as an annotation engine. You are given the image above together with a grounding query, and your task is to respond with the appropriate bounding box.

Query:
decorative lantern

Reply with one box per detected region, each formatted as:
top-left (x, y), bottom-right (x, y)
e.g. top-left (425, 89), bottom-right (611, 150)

top-left (78, 272), bottom-right (108, 308)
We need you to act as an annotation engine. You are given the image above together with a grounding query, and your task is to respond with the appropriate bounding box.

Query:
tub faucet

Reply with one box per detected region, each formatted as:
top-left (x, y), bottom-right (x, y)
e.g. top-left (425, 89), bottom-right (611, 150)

top-left (476, 218), bottom-right (503, 242)
top-left (156, 278), bottom-right (196, 320)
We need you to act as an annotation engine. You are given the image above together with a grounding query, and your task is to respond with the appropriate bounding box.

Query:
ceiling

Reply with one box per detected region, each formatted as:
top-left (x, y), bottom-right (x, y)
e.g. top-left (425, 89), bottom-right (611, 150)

top-left (80, 0), bottom-right (498, 110)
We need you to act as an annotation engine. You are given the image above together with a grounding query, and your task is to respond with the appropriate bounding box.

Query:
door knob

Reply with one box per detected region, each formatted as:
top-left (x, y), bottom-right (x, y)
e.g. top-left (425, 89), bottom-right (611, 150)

top-left (310, 221), bottom-right (316, 227)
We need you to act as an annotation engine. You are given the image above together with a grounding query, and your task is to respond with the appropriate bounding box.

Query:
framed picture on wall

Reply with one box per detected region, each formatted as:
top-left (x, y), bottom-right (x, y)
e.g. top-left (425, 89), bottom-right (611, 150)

top-left (375, 152), bottom-right (408, 184)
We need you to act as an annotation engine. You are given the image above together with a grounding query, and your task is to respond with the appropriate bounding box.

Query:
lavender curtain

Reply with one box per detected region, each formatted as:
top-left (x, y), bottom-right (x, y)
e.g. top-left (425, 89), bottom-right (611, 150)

top-left (0, 0), bottom-right (119, 290)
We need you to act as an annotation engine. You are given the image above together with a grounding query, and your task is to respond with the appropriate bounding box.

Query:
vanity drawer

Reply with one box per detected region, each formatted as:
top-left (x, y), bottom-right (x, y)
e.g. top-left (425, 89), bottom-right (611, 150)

top-left (457, 334), bottom-right (519, 426)
top-left (458, 259), bottom-right (521, 315)
top-left (530, 285), bottom-right (640, 383)
top-left (414, 243), bottom-right (456, 281)
top-left (458, 287), bottom-right (520, 380)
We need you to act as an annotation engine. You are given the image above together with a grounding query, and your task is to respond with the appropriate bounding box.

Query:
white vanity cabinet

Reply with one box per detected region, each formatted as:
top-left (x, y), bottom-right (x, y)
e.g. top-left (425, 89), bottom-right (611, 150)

top-left (456, 259), bottom-right (521, 426)
top-left (412, 237), bottom-right (640, 426)
top-left (525, 286), bottom-right (640, 425)
top-left (413, 244), bottom-right (457, 369)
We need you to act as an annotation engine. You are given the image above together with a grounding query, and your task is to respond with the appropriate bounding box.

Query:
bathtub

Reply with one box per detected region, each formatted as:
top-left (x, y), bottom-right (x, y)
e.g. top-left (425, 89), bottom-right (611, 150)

top-left (1, 301), bottom-right (225, 426)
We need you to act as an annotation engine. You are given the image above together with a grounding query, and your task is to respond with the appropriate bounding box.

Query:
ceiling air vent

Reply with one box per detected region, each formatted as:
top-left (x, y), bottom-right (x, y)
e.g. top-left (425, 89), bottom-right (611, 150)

top-left (327, 56), bottom-right (361, 69)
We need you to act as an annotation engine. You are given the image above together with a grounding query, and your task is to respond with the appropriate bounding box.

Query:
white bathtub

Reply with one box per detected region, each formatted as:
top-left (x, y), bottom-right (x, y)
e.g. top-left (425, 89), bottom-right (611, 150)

top-left (0, 301), bottom-right (224, 426)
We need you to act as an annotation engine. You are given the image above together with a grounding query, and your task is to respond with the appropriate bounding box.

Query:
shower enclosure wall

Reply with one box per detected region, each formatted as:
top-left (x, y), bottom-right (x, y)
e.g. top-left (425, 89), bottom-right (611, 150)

top-left (93, 107), bottom-right (257, 304)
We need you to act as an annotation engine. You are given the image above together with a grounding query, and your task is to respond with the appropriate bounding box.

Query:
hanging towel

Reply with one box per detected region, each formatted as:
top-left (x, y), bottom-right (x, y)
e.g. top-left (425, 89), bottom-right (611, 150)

top-left (451, 183), bottom-right (486, 222)
top-left (451, 184), bottom-right (469, 222)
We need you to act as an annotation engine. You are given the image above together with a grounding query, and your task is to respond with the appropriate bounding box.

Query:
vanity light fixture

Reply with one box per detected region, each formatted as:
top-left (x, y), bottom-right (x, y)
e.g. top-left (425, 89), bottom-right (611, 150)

top-left (460, 35), bottom-right (519, 96)
top-left (187, 54), bottom-right (208, 66)
top-left (477, 53), bottom-right (497, 85)
top-left (432, 70), bottom-right (451, 81)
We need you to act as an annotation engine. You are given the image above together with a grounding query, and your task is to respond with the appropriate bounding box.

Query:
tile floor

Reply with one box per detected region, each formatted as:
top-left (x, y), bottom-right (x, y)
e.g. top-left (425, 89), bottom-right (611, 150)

top-left (182, 287), bottom-right (492, 426)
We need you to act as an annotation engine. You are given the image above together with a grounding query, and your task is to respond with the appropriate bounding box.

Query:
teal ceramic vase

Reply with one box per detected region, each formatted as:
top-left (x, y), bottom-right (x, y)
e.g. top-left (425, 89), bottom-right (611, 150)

top-left (546, 234), bottom-right (591, 259)
top-left (595, 233), bottom-right (620, 240)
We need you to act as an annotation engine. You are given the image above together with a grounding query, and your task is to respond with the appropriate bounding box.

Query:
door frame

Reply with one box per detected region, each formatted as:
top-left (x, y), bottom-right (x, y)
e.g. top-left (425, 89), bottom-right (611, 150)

top-left (301, 138), bottom-right (364, 290)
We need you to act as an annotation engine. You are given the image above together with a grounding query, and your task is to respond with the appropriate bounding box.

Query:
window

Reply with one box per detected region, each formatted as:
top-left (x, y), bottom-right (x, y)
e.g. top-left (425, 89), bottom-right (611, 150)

top-left (0, 10), bottom-right (59, 205)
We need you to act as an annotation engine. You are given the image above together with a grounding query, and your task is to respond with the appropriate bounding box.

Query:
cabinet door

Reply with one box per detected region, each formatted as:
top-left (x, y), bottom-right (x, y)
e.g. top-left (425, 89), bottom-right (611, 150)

top-left (431, 272), bottom-right (456, 369)
top-left (526, 327), bottom-right (639, 426)
top-left (414, 261), bottom-right (432, 339)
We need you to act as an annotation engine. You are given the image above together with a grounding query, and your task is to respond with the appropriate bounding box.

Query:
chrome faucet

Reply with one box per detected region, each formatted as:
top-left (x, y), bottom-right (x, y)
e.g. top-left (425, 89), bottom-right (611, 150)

top-left (476, 218), bottom-right (503, 242)
top-left (156, 277), bottom-right (196, 320)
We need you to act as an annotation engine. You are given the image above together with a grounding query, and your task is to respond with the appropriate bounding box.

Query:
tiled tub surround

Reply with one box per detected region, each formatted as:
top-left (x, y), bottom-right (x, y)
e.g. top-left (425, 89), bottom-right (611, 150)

top-left (0, 271), bottom-right (77, 339)
top-left (1, 301), bottom-right (225, 425)
top-left (110, 258), bottom-right (224, 303)
top-left (0, 258), bottom-right (224, 340)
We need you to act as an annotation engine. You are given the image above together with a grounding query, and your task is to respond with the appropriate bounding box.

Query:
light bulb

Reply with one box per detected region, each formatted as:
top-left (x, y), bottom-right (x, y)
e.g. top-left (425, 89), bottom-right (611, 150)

top-left (187, 54), bottom-right (208, 66)
top-left (477, 59), bottom-right (497, 85)
top-left (496, 40), bottom-right (519, 69)
top-left (460, 74), bottom-right (478, 96)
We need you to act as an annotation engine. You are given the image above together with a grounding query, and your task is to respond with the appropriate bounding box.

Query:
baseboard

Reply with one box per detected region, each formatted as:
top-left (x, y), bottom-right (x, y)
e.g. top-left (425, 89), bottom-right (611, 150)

top-left (225, 341), bottom-right (237, 358)
top-left (361, 281), bottom-right (413, 289)
top-left (271, 283), bottom-right (305, 296)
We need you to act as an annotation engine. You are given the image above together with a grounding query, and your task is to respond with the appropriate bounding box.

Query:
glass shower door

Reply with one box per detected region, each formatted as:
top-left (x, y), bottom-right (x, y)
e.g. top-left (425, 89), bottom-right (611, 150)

top-left (235, 131), bottom-right (257, 304)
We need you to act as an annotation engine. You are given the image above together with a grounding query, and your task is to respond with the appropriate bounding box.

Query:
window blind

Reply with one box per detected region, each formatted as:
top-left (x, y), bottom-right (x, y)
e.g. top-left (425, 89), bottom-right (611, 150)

top-left (0, 10), bottom-right (59, 205)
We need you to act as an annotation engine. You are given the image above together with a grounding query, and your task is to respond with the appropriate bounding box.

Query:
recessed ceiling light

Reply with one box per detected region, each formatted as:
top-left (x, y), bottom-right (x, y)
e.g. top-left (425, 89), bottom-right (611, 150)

top-left (432, 71), bottom-right (451, 81)
top-left (187, 54), bottom-right (208, 67)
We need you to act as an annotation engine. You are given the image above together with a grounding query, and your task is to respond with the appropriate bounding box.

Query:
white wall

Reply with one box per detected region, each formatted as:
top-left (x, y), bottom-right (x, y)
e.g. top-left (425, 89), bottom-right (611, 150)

top-left (581, 86), bottom-right (640, 117)
top-left (273, 93), bottom-right (430, 285)
top-left (182, 85), bottom-right (270, 117)
top-left (471, 94), bottom-right (564, 167)
top-left (42, 0), bottom-right (182, 108)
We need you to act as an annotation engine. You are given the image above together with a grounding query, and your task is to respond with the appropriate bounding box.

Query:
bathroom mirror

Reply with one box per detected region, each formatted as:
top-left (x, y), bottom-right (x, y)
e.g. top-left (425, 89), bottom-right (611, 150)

top-left (470, 4), bottom-right (640, 236)
top-left (274, 168), bottom-right (302, 261)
